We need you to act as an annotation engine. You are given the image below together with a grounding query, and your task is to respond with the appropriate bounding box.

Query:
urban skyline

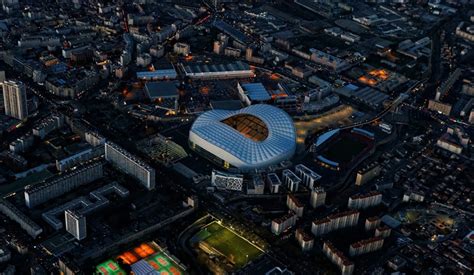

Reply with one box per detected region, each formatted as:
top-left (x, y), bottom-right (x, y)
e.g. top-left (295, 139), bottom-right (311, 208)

top-left (0, 0), bottom-right (473, 274)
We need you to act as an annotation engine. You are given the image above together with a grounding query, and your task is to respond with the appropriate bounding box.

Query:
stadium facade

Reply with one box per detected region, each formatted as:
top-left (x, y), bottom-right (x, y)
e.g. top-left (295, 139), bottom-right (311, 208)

top-left (189, 104), bottom-right (296, 171)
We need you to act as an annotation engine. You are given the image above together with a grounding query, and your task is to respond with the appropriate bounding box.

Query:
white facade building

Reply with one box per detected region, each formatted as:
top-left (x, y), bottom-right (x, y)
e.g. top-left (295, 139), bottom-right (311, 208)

top-left (282, 169), bottom-right (301, 192)
top-left (105, 142), bottom-right (155, 190)
top-left (295, 164), bottom-right (321, 189)
top-left (271, 212), bottom-right (297, 235)
top-left (211, 170), bottom-right (244, 191)
top-left (189, 104), bottom-right (296, 171)
top-left (266, 173), bottom-right (281, 193)
top-left (65, 210), bottom-right (87, 240)
top-left (310, 187), bottom-right (326, 208)
top-left (2, 80), bottom-right (28, 120)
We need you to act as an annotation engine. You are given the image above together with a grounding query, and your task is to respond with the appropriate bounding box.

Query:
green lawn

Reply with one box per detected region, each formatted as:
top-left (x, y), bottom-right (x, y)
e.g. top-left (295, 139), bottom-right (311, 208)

top-left (197, 222), bottom-right (263, 268)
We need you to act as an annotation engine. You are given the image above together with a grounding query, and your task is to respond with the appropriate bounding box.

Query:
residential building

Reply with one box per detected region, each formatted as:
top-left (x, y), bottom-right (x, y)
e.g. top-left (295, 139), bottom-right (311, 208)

top-left (349, 237), bottom-right (384, 256)
top-left (25, 161), bottom-right (104, 208)
top-left (271, 212), bottom-right (297, 235)
top-left (104, 142), bottom-right (155, 190)
top-left (2, 80), bottom-right (28, 120)
top-left (282, 169), bottom-right (301, 192)
top-left (348, 191), bottom-right (382, 209)
top-left (312, 210), bottom-right (360, 236)
top-left (310, 187), bottom-right (326, 208)
top-left (65, 210), bottom-right (86, 240)
top-left (295, 228), bottom-right (314, 252)
top-left (295, 164), bottom-right (321, 189)
top-left (287, 194), bottom-right (304, 217)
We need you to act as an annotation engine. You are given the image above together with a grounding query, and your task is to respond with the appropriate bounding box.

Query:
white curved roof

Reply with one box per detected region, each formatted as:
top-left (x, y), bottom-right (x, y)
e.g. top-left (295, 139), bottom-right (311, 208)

top-left (189, 104), bottom-right (296, 170)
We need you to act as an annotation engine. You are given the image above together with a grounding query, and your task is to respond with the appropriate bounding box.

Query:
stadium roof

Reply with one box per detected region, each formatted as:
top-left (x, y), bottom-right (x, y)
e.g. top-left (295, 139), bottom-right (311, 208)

top-left (189, 104), bottom-right (296, 170)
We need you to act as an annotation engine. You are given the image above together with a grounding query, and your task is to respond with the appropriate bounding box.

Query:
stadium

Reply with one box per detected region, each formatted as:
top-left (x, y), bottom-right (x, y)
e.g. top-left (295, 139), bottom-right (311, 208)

top-left (189, 104), bottom-right (296, 171)
top-left (314, 128), bottom-right (375, 171)
top-left (191, 221), bottom-right (264, 269)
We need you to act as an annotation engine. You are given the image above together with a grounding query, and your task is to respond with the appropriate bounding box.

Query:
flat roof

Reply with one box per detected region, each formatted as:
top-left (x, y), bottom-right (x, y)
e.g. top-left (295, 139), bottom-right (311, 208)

top-left (137, 69), bottom-right (177, 79)
top-left (145, 81), bottom-right (179, 99)
top-left (210, 100), bottom-right (243, 110)
top-left (240, 83), bottom-right (271, 102)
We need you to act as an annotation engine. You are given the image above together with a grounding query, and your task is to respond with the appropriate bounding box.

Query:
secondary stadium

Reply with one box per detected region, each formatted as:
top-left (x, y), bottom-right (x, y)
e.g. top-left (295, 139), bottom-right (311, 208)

top-left (189, 104), bottom-right (296, 171)
top-left (191, 221), bottom-right (264, 269)
top-left (314, 128), bottom-right (375, 171)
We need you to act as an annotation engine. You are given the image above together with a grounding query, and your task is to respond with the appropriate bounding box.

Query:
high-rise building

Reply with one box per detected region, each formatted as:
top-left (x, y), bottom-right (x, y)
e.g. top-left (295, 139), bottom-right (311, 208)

top-left (282, 169), bottom-right (301, 192)
top-left (322, 241), bottom-right (354, 275)
top-left (65, 210), bottom-right (86, 240)
top-left (295, 164), bottom-right (321, 189)
top-left (365, 216), bottom-right (381, 231)
top-left (287, 194), bottom-right (304, 217)
top-left (24, 161), bottom-right (104, 208)
top-left (347, 191), bottom-right (382, 210)
top-left (271, 212), bottom-right (297, 235)
top-left (375, 225), bottom-right (391, 238)
top-left (311, 210), bottom-right (360, 236)
top-left (355, 163), bottom-right (381, 186)
top-left (266, 173), bottom-right (281, 194)
top-left (295, 228), bottom-right (314, 252)
top-left (349, 237), bottom-right (384, 256)
top-left (310, 187), bottom-right (326, 208)
top-left (2, 80), bottom-right (28, 120)
top-left (105, 142), bottom-right (155, 190)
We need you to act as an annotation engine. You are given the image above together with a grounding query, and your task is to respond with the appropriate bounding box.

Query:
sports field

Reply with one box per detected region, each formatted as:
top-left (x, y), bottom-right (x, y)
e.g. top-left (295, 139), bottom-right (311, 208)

top-left (146, 252), bottom-right (184, 275)
top-left (194, 222), bottom-right (263, 268)
top-left (95, 259), bottom-right (126, 275)
top-left (95, 242), bottom-right (185, 275)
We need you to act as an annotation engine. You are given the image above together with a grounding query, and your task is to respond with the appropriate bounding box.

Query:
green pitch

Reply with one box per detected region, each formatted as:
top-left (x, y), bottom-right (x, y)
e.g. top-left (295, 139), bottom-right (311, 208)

top-left (146, 252), bottom-right (184, 275)
top-left (95, 259), bottom-right (126, 275)
top-left (196, 222), bottom-right (263, 268)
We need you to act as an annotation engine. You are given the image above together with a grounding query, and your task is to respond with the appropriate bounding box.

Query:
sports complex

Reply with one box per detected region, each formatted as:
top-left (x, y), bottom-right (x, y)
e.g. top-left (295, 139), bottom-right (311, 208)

top-left (190, 221), bottom-right (264, 269)
top-left (314, 128), bottom-right (375, 171)
top-left (189, 104), bottom-right (296, 171)
top-left (95, 242), bottom-right (185, 275)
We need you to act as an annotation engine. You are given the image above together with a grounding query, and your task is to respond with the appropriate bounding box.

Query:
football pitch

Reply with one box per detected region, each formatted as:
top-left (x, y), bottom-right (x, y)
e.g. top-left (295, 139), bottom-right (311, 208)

top-left (195, 222), bottom-right (263, 268)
